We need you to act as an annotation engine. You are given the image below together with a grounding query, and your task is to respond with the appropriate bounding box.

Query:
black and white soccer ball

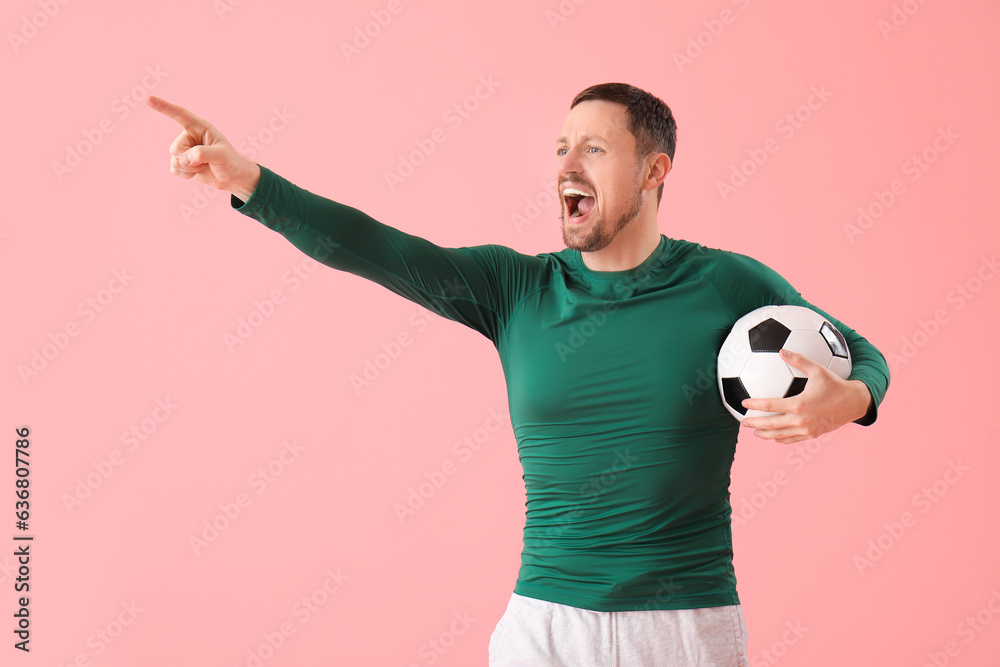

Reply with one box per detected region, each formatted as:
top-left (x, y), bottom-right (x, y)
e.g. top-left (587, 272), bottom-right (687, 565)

top-left (716, 305), bottom-right (852, 422)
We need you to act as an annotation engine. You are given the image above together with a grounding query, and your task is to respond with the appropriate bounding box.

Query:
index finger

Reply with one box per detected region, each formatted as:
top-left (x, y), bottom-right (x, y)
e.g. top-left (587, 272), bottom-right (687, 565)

top-left (740, 396), bottom-right (790, 417)
top-left (146, 95), bottom-right (204, 130)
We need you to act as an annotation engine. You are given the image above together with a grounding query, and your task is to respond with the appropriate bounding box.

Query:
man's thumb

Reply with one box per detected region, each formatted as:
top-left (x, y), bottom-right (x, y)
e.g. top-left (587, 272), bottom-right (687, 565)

top-left (180, 145), bottom-right (226, 167)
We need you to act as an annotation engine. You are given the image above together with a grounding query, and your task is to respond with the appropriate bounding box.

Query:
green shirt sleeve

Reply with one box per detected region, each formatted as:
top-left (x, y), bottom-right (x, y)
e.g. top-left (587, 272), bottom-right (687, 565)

top-left (704, 249), bottom-right (890, 426)
top-left (230, 164), bottom-right (512, 345)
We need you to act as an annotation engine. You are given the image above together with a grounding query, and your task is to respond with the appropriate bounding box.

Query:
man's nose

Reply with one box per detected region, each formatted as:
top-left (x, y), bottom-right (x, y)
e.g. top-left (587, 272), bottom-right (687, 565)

top-left (558, 145), bottom-right (584, 170)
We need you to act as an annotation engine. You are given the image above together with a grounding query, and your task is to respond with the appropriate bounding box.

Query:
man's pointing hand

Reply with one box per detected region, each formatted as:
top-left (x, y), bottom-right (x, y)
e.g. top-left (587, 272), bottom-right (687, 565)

top-left (146, 95), bottom-right (260, 203)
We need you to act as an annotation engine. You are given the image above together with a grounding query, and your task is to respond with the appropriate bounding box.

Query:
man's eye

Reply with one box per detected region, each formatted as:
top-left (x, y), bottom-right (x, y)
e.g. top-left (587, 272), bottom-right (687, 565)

top-left (556, 146), bottom-right (601, 156)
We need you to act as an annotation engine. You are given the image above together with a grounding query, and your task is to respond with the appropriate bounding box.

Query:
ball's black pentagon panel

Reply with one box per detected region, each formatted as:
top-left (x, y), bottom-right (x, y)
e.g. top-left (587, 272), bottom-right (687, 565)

top-left (783, 376), bottom-right (808, 398)
top-left (820, 321), bottom-right (849, 358)
top-left (720, 377), bottom-right (750, 416)
top-left (748, 318), bottom-right (791, 353)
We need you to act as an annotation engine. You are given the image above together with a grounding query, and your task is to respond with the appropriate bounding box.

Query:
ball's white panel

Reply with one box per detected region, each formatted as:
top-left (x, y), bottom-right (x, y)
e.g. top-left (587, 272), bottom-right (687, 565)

top-left (717, 332), bottom-right (753, 376)
top-left (784, 330), bottom-right (834, 376)
top-left (740, 352), bottom-right (793, 399)
top-left (828, 355), bottom-right (852, 380)
top-left (771, 304), bottom-right (825, 331)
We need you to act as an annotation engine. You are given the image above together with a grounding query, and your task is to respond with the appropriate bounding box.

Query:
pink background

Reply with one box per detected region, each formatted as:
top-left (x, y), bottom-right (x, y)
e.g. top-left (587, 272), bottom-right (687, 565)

top-left (4, 0), bottom-right (999, 665)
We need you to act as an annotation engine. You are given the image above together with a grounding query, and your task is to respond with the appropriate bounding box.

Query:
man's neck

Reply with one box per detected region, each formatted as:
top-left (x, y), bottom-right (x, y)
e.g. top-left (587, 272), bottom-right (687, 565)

top-left (580, 222), bottom-right (662, 272)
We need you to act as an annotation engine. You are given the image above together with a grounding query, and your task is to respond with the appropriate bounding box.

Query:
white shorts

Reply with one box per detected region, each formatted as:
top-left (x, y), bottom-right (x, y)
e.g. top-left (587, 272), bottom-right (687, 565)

top-left (488, 592), bottom-right (749, 666)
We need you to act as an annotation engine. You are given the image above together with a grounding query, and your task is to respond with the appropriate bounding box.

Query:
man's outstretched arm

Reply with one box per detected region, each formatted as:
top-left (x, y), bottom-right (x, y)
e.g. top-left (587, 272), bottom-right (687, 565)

top-left (229, 163), bottom-right (514, 342)
top-left (148, 95), bottom-right (518, 344)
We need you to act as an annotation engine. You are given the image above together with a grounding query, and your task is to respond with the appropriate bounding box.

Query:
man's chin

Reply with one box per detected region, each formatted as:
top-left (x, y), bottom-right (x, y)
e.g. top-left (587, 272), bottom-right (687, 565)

top-left (563, 213), bottom-right (596, 234)
top-left (562, 219), bottom-right (608, 252)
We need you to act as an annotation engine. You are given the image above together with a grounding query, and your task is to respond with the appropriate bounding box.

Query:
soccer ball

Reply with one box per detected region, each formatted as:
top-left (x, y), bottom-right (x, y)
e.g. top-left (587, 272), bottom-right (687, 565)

top-left (716, 305), bottom-right (852, 422)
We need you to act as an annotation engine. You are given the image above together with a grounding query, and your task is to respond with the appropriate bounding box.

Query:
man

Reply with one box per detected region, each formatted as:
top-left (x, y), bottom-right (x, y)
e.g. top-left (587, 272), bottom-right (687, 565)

top-left (149, 83), bottom-right (889, 666)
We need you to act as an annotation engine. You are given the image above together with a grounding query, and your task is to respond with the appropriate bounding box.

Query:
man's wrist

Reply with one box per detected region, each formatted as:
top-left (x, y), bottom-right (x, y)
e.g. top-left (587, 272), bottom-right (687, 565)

top-left (228, 161), bottom-right (261, 204)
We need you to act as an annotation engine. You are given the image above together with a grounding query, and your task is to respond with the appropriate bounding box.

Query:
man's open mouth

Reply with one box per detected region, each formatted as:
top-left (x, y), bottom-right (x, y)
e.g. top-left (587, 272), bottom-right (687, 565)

top-left (563, 188), bottom-right (596, 218)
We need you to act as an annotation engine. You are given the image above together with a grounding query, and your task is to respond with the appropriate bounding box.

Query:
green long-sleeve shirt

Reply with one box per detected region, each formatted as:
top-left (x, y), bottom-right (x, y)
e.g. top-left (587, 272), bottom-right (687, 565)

top-left (231, 164), bottom-right (890, 611)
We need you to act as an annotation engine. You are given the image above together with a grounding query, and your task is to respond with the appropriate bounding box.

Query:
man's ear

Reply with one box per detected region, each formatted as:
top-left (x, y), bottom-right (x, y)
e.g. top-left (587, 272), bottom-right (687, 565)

top-left (647, 153), bottom-right (671, 191)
